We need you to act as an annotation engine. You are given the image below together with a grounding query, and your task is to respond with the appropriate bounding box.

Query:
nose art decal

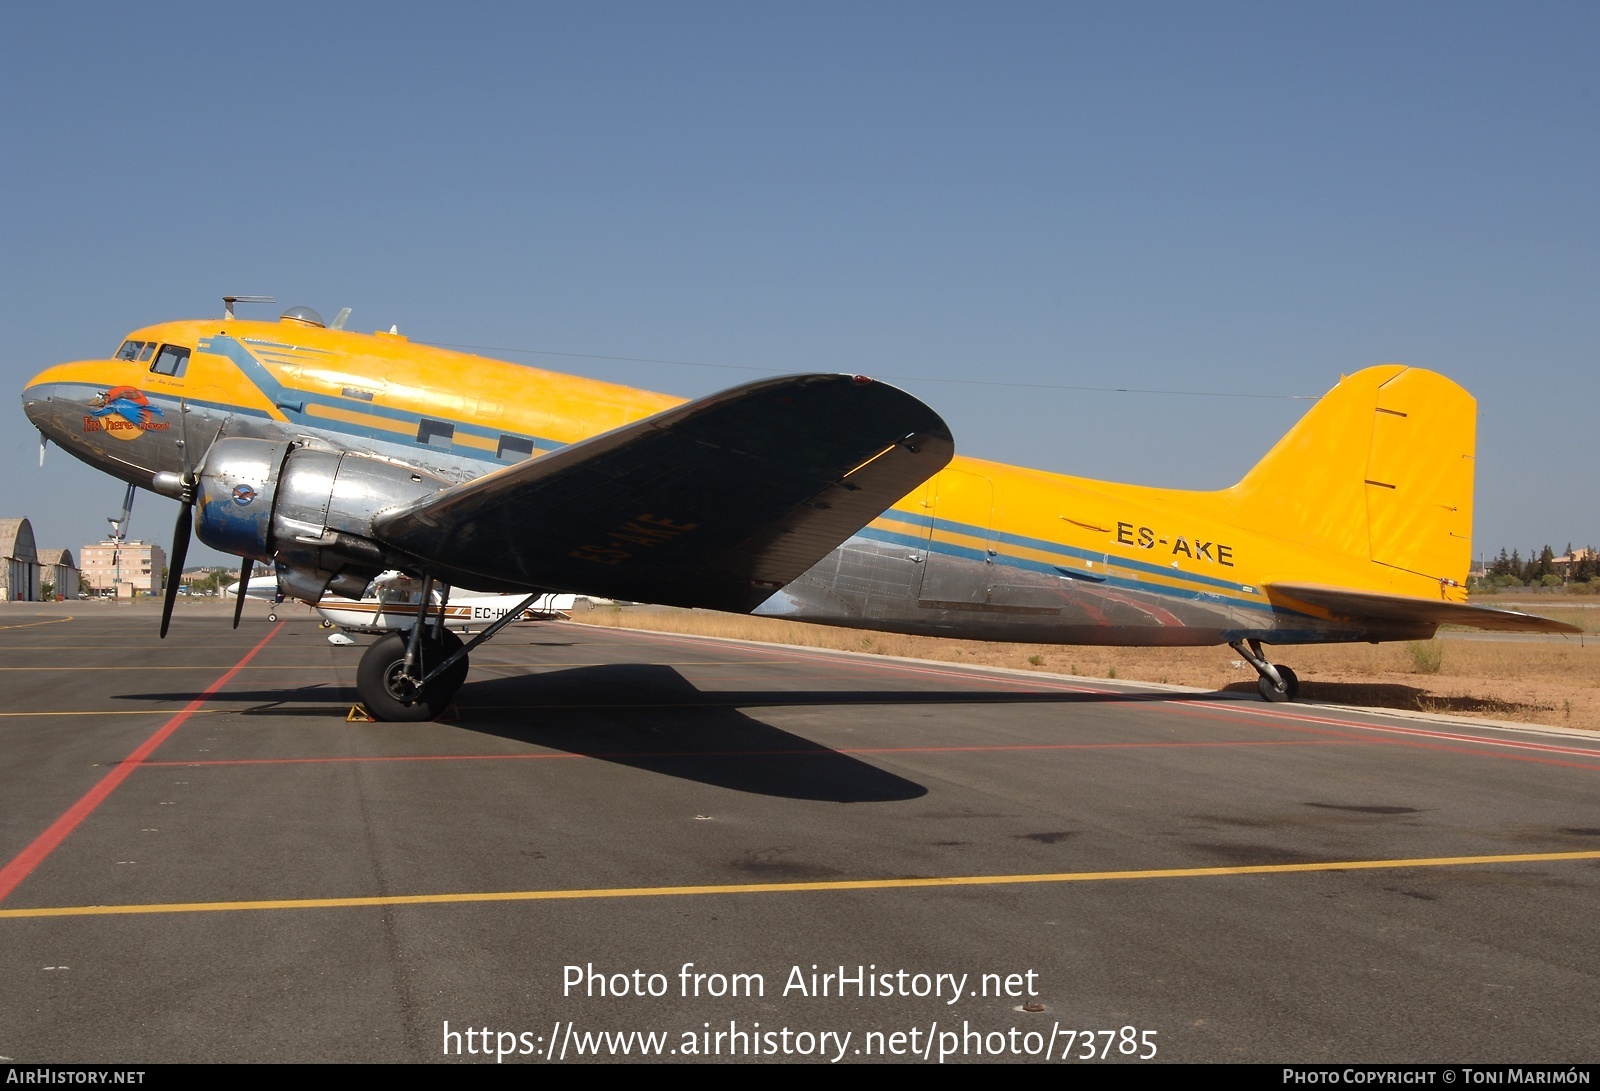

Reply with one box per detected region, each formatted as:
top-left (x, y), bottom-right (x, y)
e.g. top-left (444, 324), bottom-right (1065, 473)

top-left (85, 386), bottom-right (169, 441)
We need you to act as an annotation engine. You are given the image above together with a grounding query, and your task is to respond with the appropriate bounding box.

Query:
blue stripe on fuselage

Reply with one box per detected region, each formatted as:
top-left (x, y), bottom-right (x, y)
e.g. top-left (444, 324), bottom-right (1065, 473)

top-left (197, 334), bottom-right (560, 463)
top-left (853, 524), bottom-right (1292, 619)
top-left (874, 508), bottom-right (1254, 595)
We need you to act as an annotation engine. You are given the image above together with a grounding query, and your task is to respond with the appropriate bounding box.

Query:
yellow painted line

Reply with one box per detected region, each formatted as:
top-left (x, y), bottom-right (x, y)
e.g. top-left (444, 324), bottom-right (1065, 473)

top-left (0, 709), bottom-right (223, 718)
top-left (4, 849), bottom-right (1597, 919)
top-left (0, 616), bottom-right (75, 631)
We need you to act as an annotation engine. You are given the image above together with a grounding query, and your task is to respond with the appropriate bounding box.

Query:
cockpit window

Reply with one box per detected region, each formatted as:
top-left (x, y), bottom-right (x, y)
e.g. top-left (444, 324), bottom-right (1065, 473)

top-left (149, 344), bottom-right (190, 378)
top-left (116, 340), bottom-right (145, 361)
top-left (138, 343), bottom-right (157, 362)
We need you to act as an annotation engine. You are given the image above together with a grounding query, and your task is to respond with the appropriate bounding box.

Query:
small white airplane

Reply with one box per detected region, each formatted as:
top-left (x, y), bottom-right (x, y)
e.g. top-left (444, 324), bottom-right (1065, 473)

top-left (223, 574), bottom-right (280, 601)
top-left (313, 573), bottom-right (577, 635)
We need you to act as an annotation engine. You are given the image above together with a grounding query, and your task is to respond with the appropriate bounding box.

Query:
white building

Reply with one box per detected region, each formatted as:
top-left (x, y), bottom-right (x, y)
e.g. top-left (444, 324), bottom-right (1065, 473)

top-left (80, 540), bottom-right (167, 596)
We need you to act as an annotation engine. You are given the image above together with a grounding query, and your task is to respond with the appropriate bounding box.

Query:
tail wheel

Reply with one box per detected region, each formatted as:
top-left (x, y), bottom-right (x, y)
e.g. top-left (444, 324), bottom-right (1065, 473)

top-left (1257, 665), bottom-right (1300, 702)
top-left (355, 630), bottom-right (470, 722)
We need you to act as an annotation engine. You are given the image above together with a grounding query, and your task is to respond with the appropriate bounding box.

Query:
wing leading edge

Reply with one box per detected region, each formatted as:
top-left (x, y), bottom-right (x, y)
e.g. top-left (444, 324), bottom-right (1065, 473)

top-left (1266, 583), bottom-right (1583, 634)
top-left (374, 373), bottom-right (953, 612)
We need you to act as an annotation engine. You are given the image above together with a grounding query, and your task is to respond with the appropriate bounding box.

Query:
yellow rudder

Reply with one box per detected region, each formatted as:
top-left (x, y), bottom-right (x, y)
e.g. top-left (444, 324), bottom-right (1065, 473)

top-left (1223, 366), bottom-right (1475, 597)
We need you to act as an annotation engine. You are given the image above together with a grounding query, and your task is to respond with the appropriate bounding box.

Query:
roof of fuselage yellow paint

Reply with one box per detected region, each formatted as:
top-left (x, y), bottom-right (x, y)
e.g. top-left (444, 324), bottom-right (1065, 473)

top-left (28, 316), bottom-right (1484, 617)
top-left (155, 316), bottom-right (685, 442)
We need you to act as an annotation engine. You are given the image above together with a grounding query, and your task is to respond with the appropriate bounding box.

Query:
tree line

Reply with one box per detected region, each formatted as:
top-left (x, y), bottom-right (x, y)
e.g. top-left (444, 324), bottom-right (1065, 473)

top-left (1476, 544), bottom-right (1598, 589)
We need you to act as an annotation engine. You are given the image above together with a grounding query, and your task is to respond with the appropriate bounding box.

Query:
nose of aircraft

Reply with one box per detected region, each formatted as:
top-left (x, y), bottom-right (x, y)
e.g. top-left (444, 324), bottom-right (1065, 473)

top-left (22, 360), bottom-right (100, 438)
top-left (21, 370), bottom-right (55, 431)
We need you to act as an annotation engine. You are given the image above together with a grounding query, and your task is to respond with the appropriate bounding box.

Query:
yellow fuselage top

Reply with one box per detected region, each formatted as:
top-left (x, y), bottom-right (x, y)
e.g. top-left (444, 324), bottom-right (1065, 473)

top-left (26, 315), bottom-right (1476, 636)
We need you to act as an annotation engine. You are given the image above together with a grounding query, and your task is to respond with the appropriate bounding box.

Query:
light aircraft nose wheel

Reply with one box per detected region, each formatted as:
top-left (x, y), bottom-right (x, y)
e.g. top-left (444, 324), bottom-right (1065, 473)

top-left (355, 631), bottom-right (470, 722)
top-left (319, 620), bottom-right (333, 629)
top-left (267, 611), bottom-right (278, 622)
top-left (1257, 665), bottom-right (1299, 702)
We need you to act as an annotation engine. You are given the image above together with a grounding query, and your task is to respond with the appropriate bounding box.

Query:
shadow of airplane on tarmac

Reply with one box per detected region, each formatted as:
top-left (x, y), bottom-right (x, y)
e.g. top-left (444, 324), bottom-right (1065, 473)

top-left (114, 660), bottom-right (1269, 804)
top-left (119, 664), bottom-right (952, 803)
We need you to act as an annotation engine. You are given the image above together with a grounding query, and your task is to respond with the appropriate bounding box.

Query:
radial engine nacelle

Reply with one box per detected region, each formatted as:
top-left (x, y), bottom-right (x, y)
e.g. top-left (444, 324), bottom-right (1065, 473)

top-left (178, 437), bottom-right (450, 602)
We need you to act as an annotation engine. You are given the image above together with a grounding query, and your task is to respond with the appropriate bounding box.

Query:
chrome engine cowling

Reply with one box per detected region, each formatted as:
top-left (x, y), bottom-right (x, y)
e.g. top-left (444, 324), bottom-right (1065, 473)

top-left (196, 437), bottom-right (450, 602)
top-left (194, 438), bottom-right (288, 560)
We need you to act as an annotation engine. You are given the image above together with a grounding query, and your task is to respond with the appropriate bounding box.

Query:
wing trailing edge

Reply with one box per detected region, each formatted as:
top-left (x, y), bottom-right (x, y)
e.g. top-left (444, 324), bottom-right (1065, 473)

top-left (373, 373), bottom-right (953, 612)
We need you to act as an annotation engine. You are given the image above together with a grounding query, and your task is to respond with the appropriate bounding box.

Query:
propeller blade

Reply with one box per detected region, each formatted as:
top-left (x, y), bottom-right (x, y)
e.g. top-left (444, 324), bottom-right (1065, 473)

top-left (232, 557), bottom-right (251, 629)
top-left (160, 504), bottom-right (192, 639)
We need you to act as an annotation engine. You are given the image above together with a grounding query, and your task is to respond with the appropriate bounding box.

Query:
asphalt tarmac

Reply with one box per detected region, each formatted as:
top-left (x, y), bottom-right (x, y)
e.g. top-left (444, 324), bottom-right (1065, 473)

top-left (2, 601), bottom-right (1598, 1064)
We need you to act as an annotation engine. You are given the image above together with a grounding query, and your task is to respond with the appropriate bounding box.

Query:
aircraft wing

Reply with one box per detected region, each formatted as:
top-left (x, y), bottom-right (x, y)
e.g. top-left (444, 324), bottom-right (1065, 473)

top-left (1266, 583), bottom-right (1583, 634)
top-left (372, 374), bottom-right (953, 612)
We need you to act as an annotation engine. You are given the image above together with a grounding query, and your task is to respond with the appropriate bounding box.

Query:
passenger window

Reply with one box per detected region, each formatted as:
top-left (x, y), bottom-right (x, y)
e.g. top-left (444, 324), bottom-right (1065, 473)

top-left (496, 435), bottom-right (535, 461)
top-left (116, 340), bottom-right (144, 361)
top-left (417, 418), bottom-right (455, 449)
top-left (149, 344), bottom-right (190, 378)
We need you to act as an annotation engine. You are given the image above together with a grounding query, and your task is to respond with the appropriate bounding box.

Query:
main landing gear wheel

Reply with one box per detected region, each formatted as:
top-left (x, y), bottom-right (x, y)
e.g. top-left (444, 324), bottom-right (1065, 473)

top-left (355, 630), bottom-right (470, 722)
top-left (1257, 665), bottom-right (1299, 703)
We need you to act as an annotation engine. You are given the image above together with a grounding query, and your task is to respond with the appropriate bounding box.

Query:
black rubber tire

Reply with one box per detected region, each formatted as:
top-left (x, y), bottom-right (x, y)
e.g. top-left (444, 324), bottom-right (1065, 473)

top-left (1257, 665), bottom-right (1300, 703)
top-left (355, 630), bottom-right (469, 722)
top-left (1278, 665), bottom-right (1299, 700)
top-left (433, 629), bottom-right (471, 697)
top-left (267, 612), bottom-right (278, 622)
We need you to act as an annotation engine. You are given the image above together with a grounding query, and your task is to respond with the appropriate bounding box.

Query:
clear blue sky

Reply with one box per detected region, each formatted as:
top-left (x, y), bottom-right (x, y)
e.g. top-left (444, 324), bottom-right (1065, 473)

top-left (2, 2), bottom-right (1594, 568)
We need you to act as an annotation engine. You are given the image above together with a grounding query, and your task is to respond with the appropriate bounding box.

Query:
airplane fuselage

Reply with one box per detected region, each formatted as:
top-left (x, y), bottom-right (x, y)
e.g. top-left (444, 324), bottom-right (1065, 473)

top-left (24, 311), bottom-right (1465, 650)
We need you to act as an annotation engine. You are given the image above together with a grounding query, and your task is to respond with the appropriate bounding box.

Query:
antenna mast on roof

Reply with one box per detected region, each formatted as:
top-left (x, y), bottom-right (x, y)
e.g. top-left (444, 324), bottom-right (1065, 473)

top-left (222, 295), bottom-right (276, 320)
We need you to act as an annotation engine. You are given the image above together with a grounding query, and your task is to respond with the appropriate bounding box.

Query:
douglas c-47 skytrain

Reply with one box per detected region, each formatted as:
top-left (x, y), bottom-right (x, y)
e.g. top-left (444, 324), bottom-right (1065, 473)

top-left (22, 298), bottom-right (1578, 719)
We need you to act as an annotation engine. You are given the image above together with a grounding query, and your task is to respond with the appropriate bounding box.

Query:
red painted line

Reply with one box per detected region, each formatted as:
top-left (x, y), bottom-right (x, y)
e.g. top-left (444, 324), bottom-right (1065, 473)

top-left (0, 623), bottom-right (285, 904)
top-left (1218, 704), bottom-right (1600, 757)
top-left (138, 737), bottom-right (1364, 768)
top-left (574, 625), bottom-right (1600, 767)
top-left (590, 625), bottom-right (1107, 695)
top-left (1156, 704), bottom-right (1600, 773)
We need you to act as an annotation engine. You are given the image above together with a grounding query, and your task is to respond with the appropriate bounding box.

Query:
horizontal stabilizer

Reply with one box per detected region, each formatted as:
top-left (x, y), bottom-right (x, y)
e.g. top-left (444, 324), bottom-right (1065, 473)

top-left (1267, 583), bottom-right (1582, 634)
top-left (374, 374), bottom-right (953, 612)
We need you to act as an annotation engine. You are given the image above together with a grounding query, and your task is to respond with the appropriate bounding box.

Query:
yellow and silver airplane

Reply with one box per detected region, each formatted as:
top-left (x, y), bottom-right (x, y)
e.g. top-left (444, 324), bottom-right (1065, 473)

top-left (22, 299), bottom-right (1576, 718)
top-left (24, 300), bottom-right (952, 719)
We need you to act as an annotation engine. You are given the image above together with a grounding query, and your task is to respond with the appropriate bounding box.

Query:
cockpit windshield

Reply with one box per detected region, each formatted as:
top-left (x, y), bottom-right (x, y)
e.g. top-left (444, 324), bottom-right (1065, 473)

top-left (150, 344), bottom-right (189, 377)
top-left (115, 340), bottom-right (161, 362)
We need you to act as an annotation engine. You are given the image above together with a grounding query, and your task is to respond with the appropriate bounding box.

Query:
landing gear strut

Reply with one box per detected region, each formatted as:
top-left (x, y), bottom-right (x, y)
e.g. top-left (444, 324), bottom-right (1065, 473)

top-left (356, 629), bottom-right (470, 722)
top-left (1229, 638), bottom-right (1299, 702)
top-left (352, 575), bottom-right (544, 722)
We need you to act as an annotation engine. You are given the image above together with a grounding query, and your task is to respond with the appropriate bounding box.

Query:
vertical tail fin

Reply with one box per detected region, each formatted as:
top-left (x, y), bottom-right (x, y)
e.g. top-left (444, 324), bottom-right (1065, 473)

top-left (1224, 366), bottom-right (1475, 597)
